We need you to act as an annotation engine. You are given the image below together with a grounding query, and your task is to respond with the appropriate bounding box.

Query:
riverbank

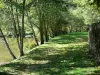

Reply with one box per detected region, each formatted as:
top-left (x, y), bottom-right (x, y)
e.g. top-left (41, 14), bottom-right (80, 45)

top-left (0, 32), bottom-right (100, 75)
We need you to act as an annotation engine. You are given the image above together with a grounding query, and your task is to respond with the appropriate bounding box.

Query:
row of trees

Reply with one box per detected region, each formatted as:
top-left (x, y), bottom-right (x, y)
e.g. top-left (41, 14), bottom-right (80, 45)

top-left (0, 0), bottom-right (26, 59)
top-left (1, 0), bottom-right (100, 64)
top-left (0, 0), bottom-right (81, 59)
top-left (0, 0), bottom-right (68, 59)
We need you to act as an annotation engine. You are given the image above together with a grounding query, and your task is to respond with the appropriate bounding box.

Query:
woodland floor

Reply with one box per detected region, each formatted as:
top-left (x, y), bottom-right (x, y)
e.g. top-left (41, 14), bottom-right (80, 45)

top-left (0, 32), bottom-right (100, 75)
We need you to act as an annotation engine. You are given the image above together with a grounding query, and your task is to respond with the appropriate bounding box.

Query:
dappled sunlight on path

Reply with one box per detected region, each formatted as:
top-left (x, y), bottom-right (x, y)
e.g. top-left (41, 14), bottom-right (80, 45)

top-left (0, 32), bottom-right (100, 75)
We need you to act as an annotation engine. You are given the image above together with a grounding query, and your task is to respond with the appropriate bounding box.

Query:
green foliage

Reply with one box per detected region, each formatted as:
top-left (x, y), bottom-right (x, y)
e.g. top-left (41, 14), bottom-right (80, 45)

top-left (71, 0), bottom-right (100, 24)
top-left (0, 0), bottom-right (100, 74)
top-left (94, 0), bottom-right (100, 7)
top-left (24, 38), bottom-right (35, 49)
top-left (0, 0), bottom-right (5, 8)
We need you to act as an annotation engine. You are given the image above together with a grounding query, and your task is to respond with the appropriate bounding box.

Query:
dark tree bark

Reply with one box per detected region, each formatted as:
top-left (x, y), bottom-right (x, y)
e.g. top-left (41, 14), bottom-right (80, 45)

top-left (0, 28), bottom-right (16, 59)
top-left (39, 20), bottom-right (44, 44)
top-left (42, 14), bottom-right (49, 42)
top-left (44, 24), bottom-right (49, 42)
top-left (89, 22), bottom-right (100, 64)
top-left (36, 0), bottom-right (44, 44)
top-left (16, 0), bottom-right (21, 50)
top-left (50, 26), bottom-right (55, 38)
top-left (20, 0), bottom-right (26, 56)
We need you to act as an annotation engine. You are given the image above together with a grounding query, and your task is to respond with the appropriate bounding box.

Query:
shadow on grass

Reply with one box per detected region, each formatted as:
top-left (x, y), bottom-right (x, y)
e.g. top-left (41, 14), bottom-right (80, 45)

top-left (0, 72), bottom-right (13, 75)
top-left (90, 70), bottom-right (100, 75)
top-left (2, 32), bottom-right (97, 75)
top-left (50, 32), bottom-right (88, 44)
top-left (2, 44), bottom-right (96, 75)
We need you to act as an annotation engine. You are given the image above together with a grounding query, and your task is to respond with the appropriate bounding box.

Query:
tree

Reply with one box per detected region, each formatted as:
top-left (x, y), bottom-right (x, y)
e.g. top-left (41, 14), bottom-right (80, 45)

top-left (88, 0), bottom-right (100, 64)
top-left (0, 28), bottom-right (16, 59)
top-left (10, 0), bottom-right (21, 54)
top-left (20, 0), bottom-right (26, 56)
top-left (26, 12), bottom-right (39, 46)
top-left (36, 0), bottom-right (44, 44)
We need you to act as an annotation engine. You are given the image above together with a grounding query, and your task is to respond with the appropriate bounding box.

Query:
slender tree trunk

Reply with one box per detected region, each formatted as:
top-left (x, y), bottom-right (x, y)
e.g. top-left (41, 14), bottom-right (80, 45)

top-left (39, 21), bottom-right (44, 44)
top-left (36, 0), bottom-right (44, 44)
top-left (16, 0), bottom-right (21, 51)
top-left (42, 13), bottom-right (49, 42)
top-left (50, 26), bottom-right (55, 38)
top-left (20, 0), bottom-right (26, 56)
top-left (10, 0), bottom-right (21, 52)
top-left (26, 12), bottom-right (39, 46)
top-left (69, 26), bottom-right (72, 33)
top-left (0, 28), bottom-right (16, 59)
top-left (89, 22), bottom-right (100, 64)
top-left (44, 24), bottom-right (49, 42)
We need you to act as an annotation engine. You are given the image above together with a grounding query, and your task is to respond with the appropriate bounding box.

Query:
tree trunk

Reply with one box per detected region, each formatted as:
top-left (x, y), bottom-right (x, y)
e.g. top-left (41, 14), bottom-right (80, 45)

top-left (39, 22), bottom-right (44, 44)
top-left (16, 0), bottom-right (21, 51)
top-left (20, 0), bottom-right (26, 56)
top-left (89, 22), bottom-right (100, 64)
top-left (26, 12), bottom-right (39, 46)
top-left (44, 24), bottom-right (49, 42)
top-left (36, 0), bottom-right (44, 44)
top-left (11, 0), bottom-right (21, 53)
top-left (0, 28), bottom-right (16, 59)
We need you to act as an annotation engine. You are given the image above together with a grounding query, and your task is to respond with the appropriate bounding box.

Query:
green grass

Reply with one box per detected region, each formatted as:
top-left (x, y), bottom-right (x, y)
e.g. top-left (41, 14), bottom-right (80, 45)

top-left (0, 32), bottom-right (100, 75)
top-left (0, 38), bottom-right (35, 62)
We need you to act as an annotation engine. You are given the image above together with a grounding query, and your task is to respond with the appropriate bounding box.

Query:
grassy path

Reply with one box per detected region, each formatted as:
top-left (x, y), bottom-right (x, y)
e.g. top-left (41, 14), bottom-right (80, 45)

top-left (0, 32), bottom-right (100, 75)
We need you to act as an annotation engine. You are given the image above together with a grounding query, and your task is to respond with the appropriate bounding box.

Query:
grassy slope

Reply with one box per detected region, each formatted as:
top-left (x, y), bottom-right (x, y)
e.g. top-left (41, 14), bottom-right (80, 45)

top-left (0, 32), bottom-right (100, 75)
